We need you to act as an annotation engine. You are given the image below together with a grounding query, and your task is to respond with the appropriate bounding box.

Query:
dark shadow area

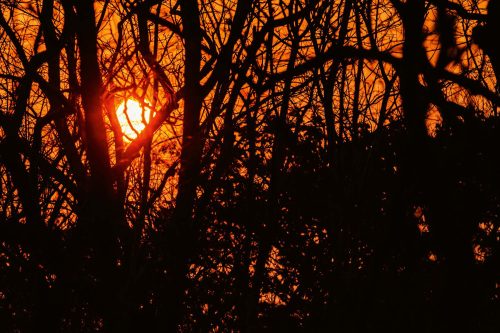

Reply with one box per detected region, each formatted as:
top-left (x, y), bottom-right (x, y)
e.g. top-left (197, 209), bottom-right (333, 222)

top-left (0, 0), bottom-right (499, 332)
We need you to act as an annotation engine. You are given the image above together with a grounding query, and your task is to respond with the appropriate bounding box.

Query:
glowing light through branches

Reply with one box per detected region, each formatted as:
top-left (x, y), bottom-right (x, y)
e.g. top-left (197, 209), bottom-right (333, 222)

top-left (116, 99), bottom-right (151, 140)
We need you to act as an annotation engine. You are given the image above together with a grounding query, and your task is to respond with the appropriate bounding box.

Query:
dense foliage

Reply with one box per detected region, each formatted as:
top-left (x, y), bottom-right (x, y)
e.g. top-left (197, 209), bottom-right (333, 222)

top-left (0, 0), bottom-right (499, 331)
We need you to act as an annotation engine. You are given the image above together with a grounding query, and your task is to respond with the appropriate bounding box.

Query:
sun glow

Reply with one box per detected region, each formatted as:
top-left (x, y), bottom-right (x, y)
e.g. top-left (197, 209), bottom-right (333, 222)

top-left (116, 99), bottom-right (151, 140)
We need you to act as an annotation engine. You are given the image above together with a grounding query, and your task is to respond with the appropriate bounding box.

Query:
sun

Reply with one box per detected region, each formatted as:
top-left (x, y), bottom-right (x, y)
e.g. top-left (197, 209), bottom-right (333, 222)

top-left (116, 99), bottom-right (151, 140)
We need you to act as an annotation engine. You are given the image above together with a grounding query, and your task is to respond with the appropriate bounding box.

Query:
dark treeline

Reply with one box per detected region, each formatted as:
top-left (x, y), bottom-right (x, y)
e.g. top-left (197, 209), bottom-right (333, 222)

top-left (0, 0), bottom-right (499, 331)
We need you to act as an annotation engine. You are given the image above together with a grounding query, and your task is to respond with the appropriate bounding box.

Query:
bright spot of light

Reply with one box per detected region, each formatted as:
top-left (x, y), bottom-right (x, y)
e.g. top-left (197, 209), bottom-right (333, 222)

top-left (116, 99), bottom-right (151, 140)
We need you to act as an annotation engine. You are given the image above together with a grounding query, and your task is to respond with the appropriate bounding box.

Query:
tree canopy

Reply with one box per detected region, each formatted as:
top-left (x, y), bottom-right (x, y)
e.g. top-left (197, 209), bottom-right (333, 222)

top-left (0, 0), bottom-right (499, 331)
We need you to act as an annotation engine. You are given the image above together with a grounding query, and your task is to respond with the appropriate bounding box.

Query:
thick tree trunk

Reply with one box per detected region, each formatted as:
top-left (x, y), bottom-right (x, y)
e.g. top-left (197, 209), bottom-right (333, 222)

top-left (73, 1), bottom-right (126, 330)
top-left (158, 1), bottom-right (203, 331)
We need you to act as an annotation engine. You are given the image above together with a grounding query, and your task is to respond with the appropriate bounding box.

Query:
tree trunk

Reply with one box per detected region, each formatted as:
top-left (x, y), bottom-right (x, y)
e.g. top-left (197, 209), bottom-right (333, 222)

top-left (158, 1), bottom-right (204, 331)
